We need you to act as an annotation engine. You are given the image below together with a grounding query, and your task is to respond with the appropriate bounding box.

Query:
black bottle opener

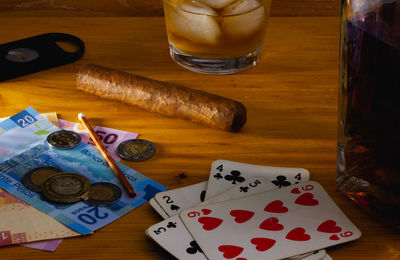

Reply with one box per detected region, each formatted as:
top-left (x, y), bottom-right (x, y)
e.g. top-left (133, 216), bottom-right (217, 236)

top-left (0, 33), bottom-right (85, 82)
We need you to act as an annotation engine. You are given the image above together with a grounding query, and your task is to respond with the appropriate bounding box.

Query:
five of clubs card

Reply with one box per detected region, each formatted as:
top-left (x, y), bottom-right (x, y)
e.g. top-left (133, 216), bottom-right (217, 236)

top-left (146, 159), bottom-right (361, 259)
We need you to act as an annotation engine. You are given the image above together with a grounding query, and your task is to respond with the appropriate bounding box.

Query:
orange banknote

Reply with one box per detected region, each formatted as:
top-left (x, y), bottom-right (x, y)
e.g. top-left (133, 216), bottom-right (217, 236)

top-left (0, 188), bottom-right (79, 246)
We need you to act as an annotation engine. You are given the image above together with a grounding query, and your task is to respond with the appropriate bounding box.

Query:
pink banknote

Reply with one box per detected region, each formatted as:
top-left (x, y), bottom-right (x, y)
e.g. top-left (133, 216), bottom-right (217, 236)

top-left (21, 239), bottom-right (63, 252)
top-left (58, 119), bottom-right (138, 161)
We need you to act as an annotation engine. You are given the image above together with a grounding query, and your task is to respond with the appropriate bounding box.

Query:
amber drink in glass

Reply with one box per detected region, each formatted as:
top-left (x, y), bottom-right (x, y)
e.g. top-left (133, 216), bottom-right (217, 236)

top-left (163, 0), bottom-right (271, 74)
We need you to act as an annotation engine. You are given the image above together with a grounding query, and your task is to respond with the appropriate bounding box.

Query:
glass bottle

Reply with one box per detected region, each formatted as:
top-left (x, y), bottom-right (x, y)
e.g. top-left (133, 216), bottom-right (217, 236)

top-left (337, 0), bottom-right (400, 230)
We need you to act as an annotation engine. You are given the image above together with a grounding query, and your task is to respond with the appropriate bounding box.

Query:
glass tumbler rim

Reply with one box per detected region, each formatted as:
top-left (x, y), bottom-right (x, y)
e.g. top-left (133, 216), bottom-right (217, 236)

top-left (163, 0), bottom-right (271, 17)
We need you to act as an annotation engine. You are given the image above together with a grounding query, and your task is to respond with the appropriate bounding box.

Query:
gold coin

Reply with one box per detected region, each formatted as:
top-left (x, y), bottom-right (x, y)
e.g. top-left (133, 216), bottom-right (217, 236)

top-left (22, 166), bottom-right (63, 192)
top-left (84, 182), bottom-right (121, 207)
top-left (123, 142), bottom-right (148, 155)
top-left (41, 172), bottom-right (91, 203)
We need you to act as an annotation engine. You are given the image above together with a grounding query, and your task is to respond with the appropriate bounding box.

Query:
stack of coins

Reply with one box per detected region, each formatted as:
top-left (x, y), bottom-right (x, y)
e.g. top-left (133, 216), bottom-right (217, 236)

top-left (41, 172), bottom-right (91, 203)
top-left (25, 130), bottom-right (126, 206)
top-left (22, 167), bottom-right (122, 206)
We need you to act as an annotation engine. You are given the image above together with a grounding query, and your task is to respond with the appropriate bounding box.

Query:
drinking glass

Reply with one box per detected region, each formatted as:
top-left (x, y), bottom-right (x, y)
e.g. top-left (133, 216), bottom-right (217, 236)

top-left (162, 0), bottom-right (271, 74)
top-left (337, 0), bottom-right (400, 229)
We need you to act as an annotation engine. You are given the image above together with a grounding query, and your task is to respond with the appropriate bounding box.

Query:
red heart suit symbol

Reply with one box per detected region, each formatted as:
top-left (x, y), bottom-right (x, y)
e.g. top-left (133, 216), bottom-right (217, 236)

top-left (294, 193), bottom-right (319, 206)
top-left (330, 234), bottom-right (340, 240)
top-left (198, 217), bottom-right (223, 231)
top-left (286, 227), bottom-right (311, 241)
top-left (218, 245), bottom-right (244, 259)
top-left (230, 210), bottom-right (254, 223)
top-left (317, 220), bottom-right (342, 233)
top-left (201, 209), bottom-right (212, 215)
top-left (259, 217), bottom-right (284, 231)
top-left (264, 200), bottom-right (288, 213)
top-left (291, 188), bottom-right (301, 194)
top-left (250, 238), bottom-right (276, 252)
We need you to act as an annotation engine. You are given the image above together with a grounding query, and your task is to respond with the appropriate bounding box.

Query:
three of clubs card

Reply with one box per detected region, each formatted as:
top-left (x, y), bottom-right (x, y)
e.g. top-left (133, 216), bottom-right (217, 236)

top-left (147, 160), bottom-right (361, 259)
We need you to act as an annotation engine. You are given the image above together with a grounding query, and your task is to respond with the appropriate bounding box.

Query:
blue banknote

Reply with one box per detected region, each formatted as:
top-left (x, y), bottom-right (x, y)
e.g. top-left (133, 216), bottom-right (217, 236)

top-left (0, 107), bottom-right (167, 235)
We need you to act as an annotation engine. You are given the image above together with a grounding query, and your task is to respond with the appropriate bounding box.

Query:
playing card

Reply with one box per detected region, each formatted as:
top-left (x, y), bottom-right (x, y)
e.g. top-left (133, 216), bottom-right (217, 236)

top-left (321, 255), bottom-right (332, 260)
top-left (180, 181), bottom-right (361, 260)
top-left (286, 250), bottom-right (327, 260)
top-left (149, 177), bottom-right (326, 260)
top-left (149, 198), bottom-right (169, 219)
top-left (302, 250), bottom-right (327, 260)
top-left (205, 160), bottom-right (310, 199)
top-left (155, 181), bottom-right (208, 217)
top-left (146, 215), bottom-right (207, 260)
top-left (147, 176), bottom-right (277, 260)
top-left (148, 176), bottom-right (325, 260)
top-left (146, 214), bottom-right (326, 260)
top-left (199, 176), bottom-right (275, 207)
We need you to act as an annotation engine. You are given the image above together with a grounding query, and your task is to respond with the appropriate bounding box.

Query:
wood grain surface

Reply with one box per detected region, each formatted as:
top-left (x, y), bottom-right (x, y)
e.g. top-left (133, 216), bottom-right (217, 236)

top-left (0, 0), bottom-right (340, 17)
top-left (0, 17), bottom-right (399, 259)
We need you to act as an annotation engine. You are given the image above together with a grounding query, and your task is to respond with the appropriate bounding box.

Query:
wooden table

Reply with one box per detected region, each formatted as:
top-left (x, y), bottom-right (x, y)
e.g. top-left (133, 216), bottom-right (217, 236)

top-left (0, 17), bottom-right (399, 259)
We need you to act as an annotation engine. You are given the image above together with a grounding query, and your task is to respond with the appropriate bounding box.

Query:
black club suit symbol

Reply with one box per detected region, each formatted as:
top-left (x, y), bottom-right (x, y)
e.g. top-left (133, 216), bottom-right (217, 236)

top-left (186, 240), bottom-right (203, 255)
top-left (167, 222), bottom-right (177, 228)
top-left (224, 170), bottom-right (245, 184)
top-left (272, 175), bottom-right (291, 188)
top-left (240, 186), bottom-right (249, 192)
top-left (214, 173), bottom-right (223, 180)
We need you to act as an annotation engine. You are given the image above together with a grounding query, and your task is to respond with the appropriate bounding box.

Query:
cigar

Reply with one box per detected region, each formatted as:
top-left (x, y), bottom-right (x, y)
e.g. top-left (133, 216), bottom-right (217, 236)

top-left (76, 64), bottom-right (247, 132)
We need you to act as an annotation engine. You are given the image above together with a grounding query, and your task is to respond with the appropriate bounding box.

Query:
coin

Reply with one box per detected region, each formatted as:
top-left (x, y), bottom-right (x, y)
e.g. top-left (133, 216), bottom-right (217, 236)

top-left (41, 172), bottom-right (91, 203)
top-left (117, 139), bottom-right (155, 161)
top-left (22, 166), bottom-right (63, 192)
top-left (84, 182), bottom-right (122, 207)
top-left (47, 130), bottom-right (81, 149)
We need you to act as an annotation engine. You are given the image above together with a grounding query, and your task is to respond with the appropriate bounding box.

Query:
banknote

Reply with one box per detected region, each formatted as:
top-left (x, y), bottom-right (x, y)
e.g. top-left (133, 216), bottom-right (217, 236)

top-left (0, 112), bottom-right (59, 127)
top-left (21, 239), bottom-right (63, 252)
top-left (58, 119), bottom-right (138, 161)
top-left (16, 116), bottom-right (137, 251)
top-left (0, 187), bottom-right (79, 247)
top-left (21, 116), bottom-right (136, 250)
top-left (0, 112), bottom-right (75, 248)
top-left (0, 107), bottom-right (167, 236)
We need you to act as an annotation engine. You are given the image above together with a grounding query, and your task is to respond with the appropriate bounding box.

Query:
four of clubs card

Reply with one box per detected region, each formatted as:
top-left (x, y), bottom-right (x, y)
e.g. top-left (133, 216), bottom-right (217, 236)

top-left (147, 160), bottom-right (361, 259)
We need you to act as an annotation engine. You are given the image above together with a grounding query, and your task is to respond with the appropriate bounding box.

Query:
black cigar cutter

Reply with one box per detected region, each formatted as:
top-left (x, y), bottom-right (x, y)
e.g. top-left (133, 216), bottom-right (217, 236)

top-left (0, 33), bottom-right (85, 82)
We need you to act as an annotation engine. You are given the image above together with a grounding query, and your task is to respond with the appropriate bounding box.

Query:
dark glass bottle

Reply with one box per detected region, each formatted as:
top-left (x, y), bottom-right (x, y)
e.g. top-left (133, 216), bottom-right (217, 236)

top-left (337, 0), bottom-right (400, 230)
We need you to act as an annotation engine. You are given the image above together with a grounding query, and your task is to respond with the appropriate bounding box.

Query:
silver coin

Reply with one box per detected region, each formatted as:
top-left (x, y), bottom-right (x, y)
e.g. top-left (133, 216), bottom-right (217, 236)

top-left (117, 139), bottom-right (155, 161)
top-left (47, 130), bottom-right (81, 149)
